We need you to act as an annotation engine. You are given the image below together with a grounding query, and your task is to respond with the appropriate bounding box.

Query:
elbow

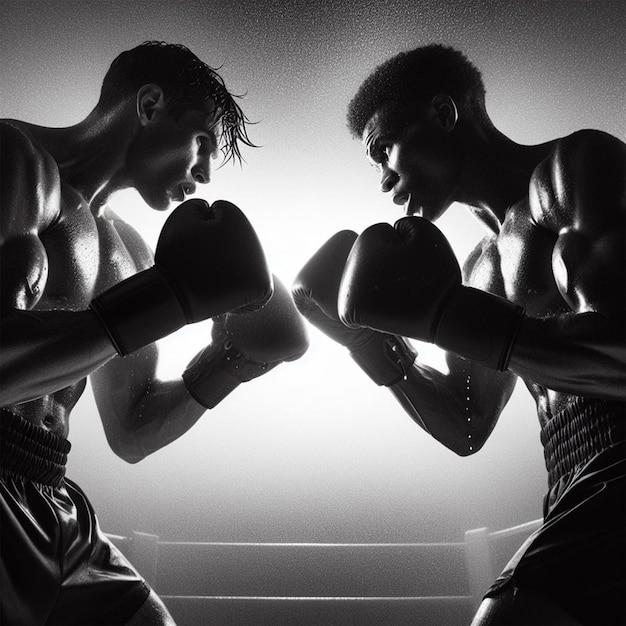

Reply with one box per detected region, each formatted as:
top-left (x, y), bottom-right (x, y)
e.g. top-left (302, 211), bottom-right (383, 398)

top-left (448, 442), bottom-right (484, 457)
top-left (113, 445), bottom-right (146, 465)
top-left (451, 441), bottom-right (484, 457)
top-left (445, 430), bottom-right (489, 457)
top-left (116, 450), bottom-right (146, 464)
top-left (107, 435), bottom-right (149, 464)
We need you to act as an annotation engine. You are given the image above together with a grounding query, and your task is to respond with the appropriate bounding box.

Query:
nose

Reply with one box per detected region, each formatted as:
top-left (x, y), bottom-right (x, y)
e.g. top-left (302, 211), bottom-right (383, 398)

top-left (191, 159), bottom-right (210, 185)
top-left (379, 165), bottom-right (398, 193)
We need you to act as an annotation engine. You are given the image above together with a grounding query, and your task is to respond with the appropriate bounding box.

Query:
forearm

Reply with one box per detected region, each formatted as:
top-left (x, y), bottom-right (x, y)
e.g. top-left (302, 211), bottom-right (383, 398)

top-left (0, 309), bottom-right (116, 406)
top-left (389, 357), bottom-right (516, 456)
top-left (93, 273), bottom-right (309, 463)
top-left (509, 312), bottom-right (626, 400)
top-left (90, 344), bottom-right (207, 463)
top-left (100, 377), bottom-right (207, 463)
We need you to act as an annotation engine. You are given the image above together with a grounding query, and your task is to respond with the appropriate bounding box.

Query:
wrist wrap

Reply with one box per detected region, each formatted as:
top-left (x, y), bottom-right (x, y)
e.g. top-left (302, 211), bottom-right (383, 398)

top-left (182, 340), bottom-right (278, 409)
top-left (350, 334), bottom-right (417, 386)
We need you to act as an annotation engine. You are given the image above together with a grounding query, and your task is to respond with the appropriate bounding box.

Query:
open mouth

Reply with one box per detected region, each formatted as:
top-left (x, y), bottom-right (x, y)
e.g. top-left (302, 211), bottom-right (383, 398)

top-left (182, 183), bottom-right (195, 197)
top-left (393, 193), bottom-right (418, 216)
top-left (174, 183), bottom-right (195, 202)
top-left (402, 194), bottom-right (419, 216)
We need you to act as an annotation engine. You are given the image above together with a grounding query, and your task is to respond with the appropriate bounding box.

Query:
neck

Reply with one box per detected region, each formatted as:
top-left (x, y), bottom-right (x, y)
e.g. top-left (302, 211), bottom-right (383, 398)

top-left (457, 123), bottom-right (555, 228)
top-left (20, 102), bottom-right (137, 212)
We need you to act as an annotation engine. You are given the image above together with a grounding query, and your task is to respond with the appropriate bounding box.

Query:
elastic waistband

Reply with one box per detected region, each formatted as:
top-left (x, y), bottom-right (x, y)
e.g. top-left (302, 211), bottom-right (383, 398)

top-left (540, 397), bottom-right (625, 488)
top-left (0, 410), bottom-right (71, 487)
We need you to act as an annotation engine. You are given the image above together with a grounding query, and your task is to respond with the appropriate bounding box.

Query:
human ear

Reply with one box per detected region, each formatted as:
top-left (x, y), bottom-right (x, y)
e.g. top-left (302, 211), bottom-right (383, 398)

top-left (431, 94), bottom-right (458, 132)
top-left (137, 84), bottom-right (165, 125)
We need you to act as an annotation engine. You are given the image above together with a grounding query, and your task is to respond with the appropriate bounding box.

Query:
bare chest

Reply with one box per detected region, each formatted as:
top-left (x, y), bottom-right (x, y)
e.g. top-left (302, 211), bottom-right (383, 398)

top-left (36, 186), bottom-right (141, 311)
top-left (466, 204), bottom-right (575, 416)
top-left (22, 191), bottom-right (147, 433)
top-left (467, 204), bottom-right (568, 318)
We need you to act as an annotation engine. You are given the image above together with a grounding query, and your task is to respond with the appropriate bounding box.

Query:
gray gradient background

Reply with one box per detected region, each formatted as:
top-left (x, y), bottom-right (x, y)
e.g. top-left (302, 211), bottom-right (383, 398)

top-left (1, 0), bottom-right (624, 544)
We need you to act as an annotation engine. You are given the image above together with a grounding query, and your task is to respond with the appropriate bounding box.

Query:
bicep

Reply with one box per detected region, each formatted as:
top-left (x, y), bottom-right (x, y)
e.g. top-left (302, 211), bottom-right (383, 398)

top-left (90, 342), bottom-right (160, 428)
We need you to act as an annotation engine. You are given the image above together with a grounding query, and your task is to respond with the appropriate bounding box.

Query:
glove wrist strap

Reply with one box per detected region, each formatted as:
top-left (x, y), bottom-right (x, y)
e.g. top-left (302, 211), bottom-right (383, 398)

top-left (433, 286), bottom-right (525, 371)
top-left (182, 339), bottom-right (277, 409)
top-left (350, 334), bottom-right (417, 386)
top-left (90, 268), bottom-right (186, 356)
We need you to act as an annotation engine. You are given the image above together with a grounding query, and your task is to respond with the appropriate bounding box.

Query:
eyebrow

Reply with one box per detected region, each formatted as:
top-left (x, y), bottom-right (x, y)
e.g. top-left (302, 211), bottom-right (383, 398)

top-left (201, 115), bottom-right (225, 151)
top-left (363, 122), bottom-right (381, 152)
top-left (364, 131), bottom-right (391, 165)
top-left (365, 138), bottom-right (380, 162)
top-left (364, 115), bottom-right (398, 147)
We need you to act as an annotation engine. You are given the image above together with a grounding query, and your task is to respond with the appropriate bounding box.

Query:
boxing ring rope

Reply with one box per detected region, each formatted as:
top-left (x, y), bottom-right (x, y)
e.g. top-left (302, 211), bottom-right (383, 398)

top-left (106, 518), bottom-right (542, 626)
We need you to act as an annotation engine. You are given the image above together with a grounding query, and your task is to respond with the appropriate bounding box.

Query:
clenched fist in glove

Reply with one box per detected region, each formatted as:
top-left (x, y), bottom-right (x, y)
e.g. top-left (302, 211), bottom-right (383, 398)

top-left (339, 216), bottom-right (525, 371)
top-left (90, 199), bottom-right (273, 355)
top-left (182, 275), bottom-right (309, 408)
top-left (292, 230), bottom-right (416, 386)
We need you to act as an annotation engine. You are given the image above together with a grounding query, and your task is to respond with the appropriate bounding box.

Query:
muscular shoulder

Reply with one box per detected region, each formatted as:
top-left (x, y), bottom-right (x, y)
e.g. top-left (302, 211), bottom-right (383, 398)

top-left (529, 129), bottom-right (626, 234)
top-left (529, 130), bottom-right (625, 314)
top-left (99, 206), bottom-right (154, 270)
top-left (0, 121), bottom-right (61, 236)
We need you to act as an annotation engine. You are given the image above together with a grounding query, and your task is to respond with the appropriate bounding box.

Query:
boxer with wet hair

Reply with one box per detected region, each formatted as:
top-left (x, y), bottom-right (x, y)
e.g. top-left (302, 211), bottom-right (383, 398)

top-left (1, 41), bottom-right (307, 625)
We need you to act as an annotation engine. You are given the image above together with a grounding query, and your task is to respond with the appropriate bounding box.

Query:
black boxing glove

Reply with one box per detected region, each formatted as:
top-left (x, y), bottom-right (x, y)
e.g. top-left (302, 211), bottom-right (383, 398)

top-left (182, 275), bottom-right (309, 408)
top-left (90, 199), bottom-right (273, 355)
top-left (339, 217), bottom-right (525, 371)
top-left (292, 230), bottom-right (416, 386)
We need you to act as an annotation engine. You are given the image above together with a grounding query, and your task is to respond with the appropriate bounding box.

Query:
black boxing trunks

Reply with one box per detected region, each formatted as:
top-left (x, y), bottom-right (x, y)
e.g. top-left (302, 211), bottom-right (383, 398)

top-left (484, 398), bottom-right (626, 625)
top-left (0, 411), bottom-right (151, 625)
